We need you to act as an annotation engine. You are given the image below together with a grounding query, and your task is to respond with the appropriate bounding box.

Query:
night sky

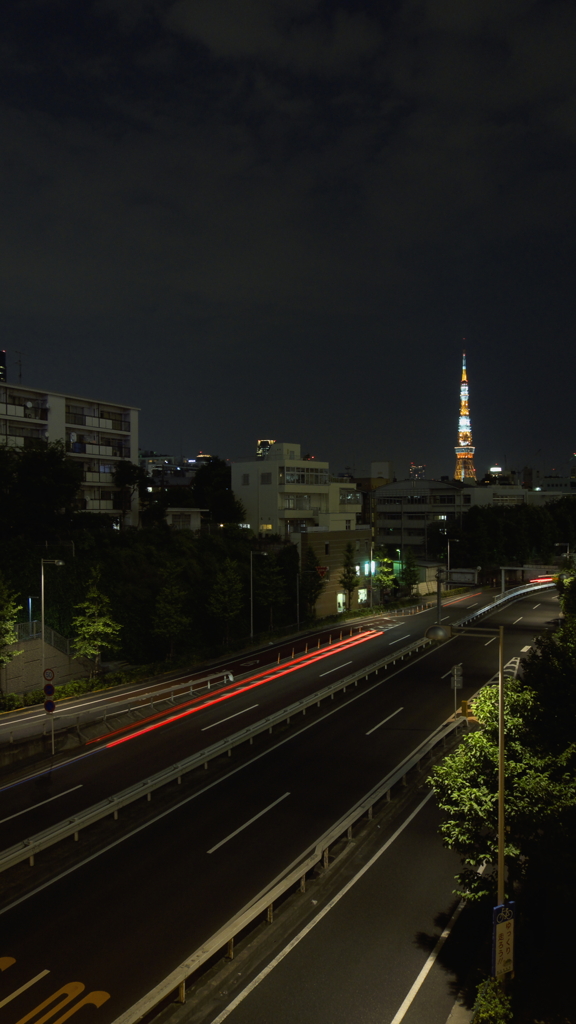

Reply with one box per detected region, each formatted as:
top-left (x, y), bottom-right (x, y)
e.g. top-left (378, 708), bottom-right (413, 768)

top-left (2, 0), bottom-right (575, 479)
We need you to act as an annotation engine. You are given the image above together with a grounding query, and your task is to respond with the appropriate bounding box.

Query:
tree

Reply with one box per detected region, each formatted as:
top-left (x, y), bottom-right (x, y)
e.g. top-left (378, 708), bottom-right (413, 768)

top-left (71, 569), bottom-right (122, 676)
top-left (399, 547), bottom-right (419, 597)
top-left (113, 461), bottom-right (147, 526)
top-left (339, 542), bottom-right (359, 611)
top-left (254, 556), bottom-right (286, 630)
top-left (429, 675), bottom-right (576, 902)
top-left (206, 558), bottom-right (244, 644)
top-left (0, 440), bottom-right (83, 539)
top-left (373, 547), bottom-right (396, 597)
top-left (152, 567), bottom-right (190, 660)
top-left (299, 547), bottom-right (327, 619)
top-left (191, 457), bottom-right (245, 524)
top-left (0, 574), bottom-right (23, 683)
top-left (558, 574), bottom-right (576, 617)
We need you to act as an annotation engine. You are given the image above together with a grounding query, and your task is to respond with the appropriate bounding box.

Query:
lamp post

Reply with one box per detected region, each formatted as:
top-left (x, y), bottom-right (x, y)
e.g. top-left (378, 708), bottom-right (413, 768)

top-left (249, 550), bottom-right (267, 639)
top-left (447, 537), bottom-right (459, 573)
top-left (425, 621), bottom-right (506, 910)
top-left (41, 559), bottom-right (65, 682)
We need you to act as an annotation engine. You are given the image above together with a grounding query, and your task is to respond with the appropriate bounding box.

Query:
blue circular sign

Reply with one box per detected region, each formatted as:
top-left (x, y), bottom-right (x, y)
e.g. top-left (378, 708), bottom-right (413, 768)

top-left (44, 700), bottom-right (56, 714)
top-left (43, 683), bottom-right (55, 697)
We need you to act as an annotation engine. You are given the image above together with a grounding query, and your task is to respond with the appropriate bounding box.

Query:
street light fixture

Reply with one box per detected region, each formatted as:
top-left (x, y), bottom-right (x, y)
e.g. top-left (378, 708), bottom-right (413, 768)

top-left (41, 559), bottom-right (65, 683)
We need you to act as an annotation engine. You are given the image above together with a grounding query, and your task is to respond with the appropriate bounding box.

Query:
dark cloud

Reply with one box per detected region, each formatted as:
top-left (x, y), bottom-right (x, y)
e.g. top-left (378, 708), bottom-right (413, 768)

top-left (0, 0), bottom-right (575, 477)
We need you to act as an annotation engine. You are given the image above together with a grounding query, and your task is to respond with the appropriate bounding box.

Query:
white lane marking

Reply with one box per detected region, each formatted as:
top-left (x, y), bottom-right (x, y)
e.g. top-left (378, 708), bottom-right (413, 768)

top-left (0, 785), bottom-right (83, 825)
top-left (319, 661), bottom-right (352, 677)
top-left (207, 792), bottom-right (290, 855)
top-left (441, 616), bottom-right (449, 621)
top-left (484, 637), bottom-right (496, 646)
top-left (209, 792), bottom-right (434, 1024)
top-left (468, 603), bottom-right (478, 608)
top-left (441, 669), bottom-right (451, 679)
top-left (201, 705), bottom-right (259, 731)
top-left (533, 604), bottom-right (540, 609)
top-left (0, 970), bottom-right (51, 1009)
top-left (387, 622), bottom-right (405, 628)
top-left (389, 897), bottom-right (465, 1024)
top-left (521, 645), bottom-right (531, 653)
top-left (513, 617), bottom-right (523, 624)
top-left (366, 707), bottom-right (403, 735)
top-left (388, 635), bottom-right (411, 645)
top-left (0, 640), bottom-right (453, 913)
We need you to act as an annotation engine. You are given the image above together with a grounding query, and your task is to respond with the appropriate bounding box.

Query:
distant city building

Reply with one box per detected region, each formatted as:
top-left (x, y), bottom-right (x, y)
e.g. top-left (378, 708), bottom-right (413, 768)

top-left (0, 351), bottom-right (5, 384)
top-left (1, 382), bottom-right (139, 525)
top-left (256, 439), bottom-right (276, 459)
top-left (454, 351), bottom-right (476, 482)
top-left (409, 462), bottom-right (426, 480)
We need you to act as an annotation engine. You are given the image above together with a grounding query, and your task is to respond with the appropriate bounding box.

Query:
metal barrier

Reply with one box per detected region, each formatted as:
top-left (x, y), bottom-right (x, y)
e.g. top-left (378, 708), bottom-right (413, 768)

top-left (0, 636), bottom-right (435, 873)
top-left (110, 716), bottom-right (466, 1024)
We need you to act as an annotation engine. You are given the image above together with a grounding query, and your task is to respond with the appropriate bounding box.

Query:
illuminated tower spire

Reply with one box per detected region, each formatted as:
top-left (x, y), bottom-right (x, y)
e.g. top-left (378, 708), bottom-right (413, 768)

top-left (454, 351), bottom-right (476, 482)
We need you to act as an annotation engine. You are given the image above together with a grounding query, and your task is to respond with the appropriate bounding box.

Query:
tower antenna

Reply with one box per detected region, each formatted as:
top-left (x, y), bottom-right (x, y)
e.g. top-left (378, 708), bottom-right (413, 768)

top-left (454, 351), bottom-right (476, 481)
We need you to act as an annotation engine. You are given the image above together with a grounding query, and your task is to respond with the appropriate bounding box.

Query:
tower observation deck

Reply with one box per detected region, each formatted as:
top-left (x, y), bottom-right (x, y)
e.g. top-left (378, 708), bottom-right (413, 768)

top-left (454, 351), bottom-right (476, 482)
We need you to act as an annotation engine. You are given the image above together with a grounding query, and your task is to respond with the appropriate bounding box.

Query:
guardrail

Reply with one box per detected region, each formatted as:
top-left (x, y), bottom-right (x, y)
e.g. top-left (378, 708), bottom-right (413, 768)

top-left (454, 581), bottom-right (555, 627)
top-left (110, 715), bottom-right (466, 1024)
top-left (0, 635), bottom-right (435, 873)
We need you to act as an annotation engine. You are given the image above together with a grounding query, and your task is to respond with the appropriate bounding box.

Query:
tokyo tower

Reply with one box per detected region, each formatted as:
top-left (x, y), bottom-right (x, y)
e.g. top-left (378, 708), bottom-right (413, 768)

top-left (454, 351), bottom-right (476, 482)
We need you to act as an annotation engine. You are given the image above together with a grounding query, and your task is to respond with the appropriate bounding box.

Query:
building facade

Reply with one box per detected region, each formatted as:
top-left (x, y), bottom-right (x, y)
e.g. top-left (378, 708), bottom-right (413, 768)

top-left (0, 382), bottom-right (139, 525)
top-left (231, 441), bottom-right (362, 536)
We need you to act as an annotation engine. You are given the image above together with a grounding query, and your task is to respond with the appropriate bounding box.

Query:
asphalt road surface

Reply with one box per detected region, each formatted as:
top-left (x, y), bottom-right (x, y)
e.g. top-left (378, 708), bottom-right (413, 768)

top-left (0, 588), bottom-right (558, 1024)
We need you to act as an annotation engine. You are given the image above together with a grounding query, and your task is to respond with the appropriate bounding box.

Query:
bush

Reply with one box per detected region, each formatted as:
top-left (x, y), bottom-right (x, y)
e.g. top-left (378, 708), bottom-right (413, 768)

top-left (472, 979), bottom-right (512, 1023)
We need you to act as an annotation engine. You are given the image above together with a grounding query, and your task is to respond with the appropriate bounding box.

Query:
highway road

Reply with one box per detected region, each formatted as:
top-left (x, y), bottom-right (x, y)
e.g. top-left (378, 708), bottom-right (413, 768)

top-left (0, 588), bottom-right (558, 1024)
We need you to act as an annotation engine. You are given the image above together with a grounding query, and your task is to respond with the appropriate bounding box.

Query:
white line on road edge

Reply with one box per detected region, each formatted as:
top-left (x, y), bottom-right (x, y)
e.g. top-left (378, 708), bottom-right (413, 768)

top-left (201, 705), bottom-right (259, 731)
top-left (208, 791), bottom-right (434, 1024)
top-left (388, 635), bottom-right (411, 645)
top-left (207, 793), bottom-right (291, 854)
top-left (0, 785), bottom-right (83, 826)
top-left (0, 970), bottom-right (51, 1009)
top-left (389, 897), bottom-right (465, 1024)
top-left (320, 661), bottom-right (352, 677)
top-left (513, 617), bottom-right (523, 624)
top-left (366, 707), bottom-right (403, 735)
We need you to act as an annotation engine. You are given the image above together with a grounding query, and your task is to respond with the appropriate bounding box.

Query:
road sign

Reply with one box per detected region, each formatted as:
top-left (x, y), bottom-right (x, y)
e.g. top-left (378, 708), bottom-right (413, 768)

top-left (44, 699), bottom-right (56, 714)
top-left (450, 664), bottom-right (463, 690)
top-left (43, 682), bottom-right (55, 697)
top-left (43, 667), bottom-right (55, 682)
top-left (492, 902), bottom-right (515, 977)
top-left (316, 566), bottom-right (329, 578)
top-left (447, 569), bottom-right (478, 584)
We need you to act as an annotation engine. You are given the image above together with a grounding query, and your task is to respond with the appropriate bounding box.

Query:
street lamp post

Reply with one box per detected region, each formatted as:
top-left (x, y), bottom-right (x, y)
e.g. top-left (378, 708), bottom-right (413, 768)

top-left (447, 537), bottom-right (459, 573)
top-left (425, 623), bottom-right (507, 908)
top-left (41, 559), bottom-right (65, 682)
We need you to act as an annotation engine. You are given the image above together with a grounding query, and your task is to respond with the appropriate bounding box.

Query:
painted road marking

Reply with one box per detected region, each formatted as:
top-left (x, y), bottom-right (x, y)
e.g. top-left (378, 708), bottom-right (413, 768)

top-left (441, 616), bottom-right (449, 621)
top-left (0, 970), bottom-right (50, 1009)
top-left (468, 602), bottom-right (478, 608)
top-left (0, 785), bottom-right (83, 826)
top-left (366, 707), bottom-right (403, 735)
top-left (207, 792), bottom-right (291, 854)
top-left (320, 661), bottom-right (352, 677)
top-left (388, 635), bottom-right (411, 645)
top-left (389, 899), bottom-right (465, 1024)
top-left (209, 792), bottom-right (434, 1024)
top-left (201, 705), bottom-right (259, 731)
top-left (513, 617), bottom-right (523, 624)
top-left (485, 637), bottom-right (496, 645)
top-left (533, 604), bottom-right (540, 609)
top-left (521, 646), bottom-right (531, 653)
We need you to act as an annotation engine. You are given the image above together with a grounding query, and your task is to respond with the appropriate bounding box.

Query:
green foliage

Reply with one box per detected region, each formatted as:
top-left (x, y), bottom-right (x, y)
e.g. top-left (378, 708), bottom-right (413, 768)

top-left (299, 546), bottom-right (327, 618)
top-left (373, 547), bottom-right (396, 593)
top-left (471, 979), bottom-right (513, 1023)
top-left (71, 569), bottom-right (122, 675)
top-left (113, 460), bottom-right (147, 523)
top-left (254, 556), bottom-right (287, 629)
top-left (339, 542), bottom-right (359, 610)
top-left (191, 457), bottom-right (245, 524)
top-left (0, 440), bottom-right (83, 539)
top-left (207, 558), bottom-right (244, 643)
top-left (152, 566), bottom-right (190, 659)
top-left (0, 573), bottom-right (23, 668)
top-left (399, 547), bottom-right (419, 596)
top-left (429, 628), bottom-right (576, 903)
top-left (558, 574), bottom-right (576, 617)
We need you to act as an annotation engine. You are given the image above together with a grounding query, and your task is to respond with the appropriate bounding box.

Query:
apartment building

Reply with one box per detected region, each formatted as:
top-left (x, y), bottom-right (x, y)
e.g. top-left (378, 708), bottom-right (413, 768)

top-left (0, 382), bottom-right (139, 525)
top-left (231, 441), bottom-right (362, 536)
